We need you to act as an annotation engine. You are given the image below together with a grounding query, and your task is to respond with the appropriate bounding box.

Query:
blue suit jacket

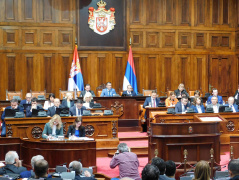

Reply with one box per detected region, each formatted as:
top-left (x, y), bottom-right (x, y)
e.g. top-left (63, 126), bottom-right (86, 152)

top-left (26, 106), bottom-right (44, 117)
top-left (47, 105), bottom-right (63, 117)
top-left (143, 97), bottom-right (160, 108)
top-left (122, 91), bottom-right (136, 96)
top-left (190, 105), bottom-right (205, 113)
top-left (61, 100), bottom-right (75, 108)
top-left (175, 102), bottom-right (191, 114)
top-left (69, 106), bottom-right (87, 116)
top-left (1, 106), bottom-right (24, 121)
top-left (20, 99), bottom-right (31, 105)
top-left (225, 104), bottom-right (239, 112)
top-left (207, 95), bottom-right (223, 105)
top-left (100, 88), bottom-right (116, 97)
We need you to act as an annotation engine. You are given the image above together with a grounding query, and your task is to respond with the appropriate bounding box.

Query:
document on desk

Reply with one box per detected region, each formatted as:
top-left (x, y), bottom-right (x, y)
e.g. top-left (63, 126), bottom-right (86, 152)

top-left (199, 117), bottom-right (222, 122)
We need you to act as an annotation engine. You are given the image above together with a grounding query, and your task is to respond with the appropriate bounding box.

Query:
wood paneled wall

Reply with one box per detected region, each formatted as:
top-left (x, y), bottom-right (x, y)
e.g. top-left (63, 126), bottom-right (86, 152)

top-left (0, 0), bottom-right (239, 100)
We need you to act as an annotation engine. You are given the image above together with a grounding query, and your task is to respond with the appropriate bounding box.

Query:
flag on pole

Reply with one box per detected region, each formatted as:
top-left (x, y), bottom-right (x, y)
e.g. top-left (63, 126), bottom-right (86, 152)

top-left (123, 46), bottom-right (138, 94)
top-left (68, 45), bottom-right (84, 91)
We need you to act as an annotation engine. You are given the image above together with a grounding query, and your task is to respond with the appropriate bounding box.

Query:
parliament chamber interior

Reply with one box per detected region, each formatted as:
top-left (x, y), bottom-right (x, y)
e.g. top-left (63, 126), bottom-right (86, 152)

top-left (1, 0), bottom-right (239, 180)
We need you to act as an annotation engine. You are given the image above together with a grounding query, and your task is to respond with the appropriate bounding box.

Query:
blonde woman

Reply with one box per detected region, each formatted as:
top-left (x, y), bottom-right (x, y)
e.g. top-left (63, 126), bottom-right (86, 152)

top-left (174, 83), bottom-right (189, 98)
top-left (62, 93), bottom-right (74, 108)
top-left (193, 160), bottom-right (210, 180)
top-left (42, 114), bottom-right (63, 139)
top-left (165, 92), bottom-right (178, 107)
top-left (83, 92), bottom-right (93, 109)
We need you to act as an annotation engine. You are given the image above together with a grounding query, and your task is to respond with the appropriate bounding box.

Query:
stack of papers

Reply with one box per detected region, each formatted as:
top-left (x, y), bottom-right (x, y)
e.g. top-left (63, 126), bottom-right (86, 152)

top-left (200, 117), bottom-right (222, 122)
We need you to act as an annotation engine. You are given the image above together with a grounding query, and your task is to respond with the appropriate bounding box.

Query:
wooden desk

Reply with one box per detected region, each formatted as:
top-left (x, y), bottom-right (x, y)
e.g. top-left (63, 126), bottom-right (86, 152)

top-left (149, 122), bottom-right (220, 164)
top-left (0, 138), bottom-right (96, 170)
top-left (230, 136), bottom-right (239, 159)
top-left (153, 112), bottom-right (239, 144)
top-left (4, 116), bottom-right (119, 149)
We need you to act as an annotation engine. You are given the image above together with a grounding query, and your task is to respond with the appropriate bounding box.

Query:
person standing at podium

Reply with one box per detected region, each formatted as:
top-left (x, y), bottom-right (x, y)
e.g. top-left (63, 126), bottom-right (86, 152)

top-left (175, 97), bottom-right (190, 114)
top-left (100, 82), bottom-right (116, 97)
top-left (225, 97), bottom-right (238, 112)
top-left (206, 96), bottom-right (221, 113)
top-left (190, 97), bottom-right (205, 113)
top-left (42, 114), bottom-right (63, 139)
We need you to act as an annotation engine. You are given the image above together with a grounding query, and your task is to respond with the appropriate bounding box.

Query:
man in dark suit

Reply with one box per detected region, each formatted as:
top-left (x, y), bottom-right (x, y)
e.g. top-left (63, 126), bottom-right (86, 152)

top-left (207, 88), bottom-right (223, 105)
top-left (175, 97), bottom-right (190, 114)
top-left (26, 97), bottom-right (44, 117)
top-left (47, 98), bottom-right (62, 117)
top-left (20, 93), bottom-right (32, 106)
top-left (69, 161), bottom-right (95, 180)
top-left (122, 85), bottom-right (137, 96)
top-left (0, 151), bottom-right (27, 175)
top-left (1, 99), bottom-right (24, 137)
top-left (70, 100), bottom-right (87, 116)
top-left (80, 84), bottom-right (96, 97)
top-left (143, 91), bottom-right (160, 108)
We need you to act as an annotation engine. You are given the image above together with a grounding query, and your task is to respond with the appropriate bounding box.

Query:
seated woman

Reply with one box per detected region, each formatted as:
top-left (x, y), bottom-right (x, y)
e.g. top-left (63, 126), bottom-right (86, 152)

top-left (62, 93), bottom-right (74, 108)
top-left (43, 93), bottom-right (55, 110)
top-left (42, 114), bottom-right (63, 139)
top-left (83, 92), bottom-right (93, 109)
top-left (193, 160), bottom-right (210, 180)
top-left (165, 92), bottom-right (178, 107)
top-left (67, 117), bottom-right (85, 137)
top-left (190, 97), bottom-right (205, 113)
top-left (174, 83), bottom-right (189, 98)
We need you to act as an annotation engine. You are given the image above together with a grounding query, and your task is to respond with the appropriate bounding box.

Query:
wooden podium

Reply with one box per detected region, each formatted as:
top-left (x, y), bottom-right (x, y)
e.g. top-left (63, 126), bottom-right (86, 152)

top-left (149, 122), bottom-right (221, 164)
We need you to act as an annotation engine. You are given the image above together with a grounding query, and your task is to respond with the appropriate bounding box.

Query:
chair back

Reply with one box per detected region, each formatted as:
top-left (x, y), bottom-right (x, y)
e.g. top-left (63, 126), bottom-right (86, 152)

top-left (6, 90), bottom-right (23, 100)
top-left (30, 90), bottom-right (46, 98)
top-left (142, 88), bottom-right (157, 96)
top-left (167, 90), bottom-right (174, 97)
top-left (59, 89), bottom-right (74, 100)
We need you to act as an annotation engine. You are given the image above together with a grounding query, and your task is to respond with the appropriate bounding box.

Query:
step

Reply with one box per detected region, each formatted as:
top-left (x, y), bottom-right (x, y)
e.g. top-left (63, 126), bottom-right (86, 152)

top-left (119, 136), bottom-right (148, 141)
top-left (108, 146), bottom-right (148, 157)
top-left (118, 127), bottom-right (141, 132)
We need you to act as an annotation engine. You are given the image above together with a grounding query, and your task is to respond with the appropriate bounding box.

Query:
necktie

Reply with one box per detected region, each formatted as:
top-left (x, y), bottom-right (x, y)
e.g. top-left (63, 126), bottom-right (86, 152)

top-left (153, 99), bottom-right (155, 107)
top-left (108, 90), bottom-right (110, 96)
top-left (182, 105), bottom-right (185, 112)
top-left (78, 109), bottom-right (81, 116)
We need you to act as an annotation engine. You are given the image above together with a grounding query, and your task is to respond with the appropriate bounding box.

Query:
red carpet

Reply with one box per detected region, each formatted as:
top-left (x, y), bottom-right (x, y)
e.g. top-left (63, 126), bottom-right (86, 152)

top-left (97, 131), bottom-right (231, 178)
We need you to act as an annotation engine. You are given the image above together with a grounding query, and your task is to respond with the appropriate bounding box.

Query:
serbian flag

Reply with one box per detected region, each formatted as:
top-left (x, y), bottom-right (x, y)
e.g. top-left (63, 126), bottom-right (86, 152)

top-left (123, 46), bottom-right (138, 94)
top-left (68, 45), bottom-right (84, 91)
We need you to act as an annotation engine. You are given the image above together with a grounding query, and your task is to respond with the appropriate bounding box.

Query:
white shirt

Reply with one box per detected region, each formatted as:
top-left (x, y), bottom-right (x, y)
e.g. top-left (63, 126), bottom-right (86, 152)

top-left (83, 102), bottom-right (91, 109)
top-left (196, 105), bottom-right (202, 113)
top-left (213, 105), bottom-right (218, 113)
top-left (151, 98), bottom-right (156, 107)
top-left (229, 104), bottom-right (236, 112)
top-left (52, 125), bottom-right (56, 135)
top-left (44, 101), bottom-right (54, 110)
top-left (181, 104), bottom-right (185, 112)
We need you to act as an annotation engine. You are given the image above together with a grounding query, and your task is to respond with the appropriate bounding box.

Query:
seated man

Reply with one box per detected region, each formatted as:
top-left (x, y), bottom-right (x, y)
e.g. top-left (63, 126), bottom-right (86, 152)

top-left (110, 143), bottom-right (140, 180)
top-left (20, 93), bottom-right (32, 105)
top-left (206, 96), bottom-right (221, 113)
top-left (122, 85), bottom-right (136, 96)
top-left (33, 159), bottom-right (58, 180)
top-left (1, 99), bottom-right (24, 137)
top-left (80, 84), bottom-right (96, 97)
top-left (20, 155), bottom-right (44, 178)
top-left (70, 100), bottom-right (86, 116)
top-left (26, 97), bottom-right (44, 117)
top-left (225, 97), bottom-right (239, 113)
top-left (175, 97), bottom-right (190, 114)
top-left (100, 82), bottom-right (116, 97)
top-left (0, 151), bottom-right (27, 175)
top-left (69, 161), bottom-right (95, 180)
top-left (207, 88), bottom-right (223, 105)
top-left (228, 159), bottom-right (239, 180)
top-left (151, 157), bottom-right (166, 180)
top-left (165, 160), bottom-right (176, 180)
top-left (142, 164), bottom-right (159, 180)
top-left (47, 98), bottom-right (62, 117)
top-left (143, 91), bottom-right (160, 108)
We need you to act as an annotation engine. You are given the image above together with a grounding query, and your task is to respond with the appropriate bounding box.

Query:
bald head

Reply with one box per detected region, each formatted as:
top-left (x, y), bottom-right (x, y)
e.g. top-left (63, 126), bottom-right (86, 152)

top-left (228, 97), bottom-right (235, 105)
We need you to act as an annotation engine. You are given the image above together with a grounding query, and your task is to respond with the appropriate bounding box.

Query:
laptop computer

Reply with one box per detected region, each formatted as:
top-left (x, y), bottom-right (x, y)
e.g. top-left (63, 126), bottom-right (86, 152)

top-left (32, 109), bottom-right (40, 117)
top-left (219, 106), bottom-right (226, 113)
top-left (5, 109), bottom-right (19, 118)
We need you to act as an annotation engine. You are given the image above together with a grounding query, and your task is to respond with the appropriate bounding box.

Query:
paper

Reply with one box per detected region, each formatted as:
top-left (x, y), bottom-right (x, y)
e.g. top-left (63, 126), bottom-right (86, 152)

top-left (0, 162), bottom-right (5, 167)
top-left (200, 117), bottom-right (222, 122)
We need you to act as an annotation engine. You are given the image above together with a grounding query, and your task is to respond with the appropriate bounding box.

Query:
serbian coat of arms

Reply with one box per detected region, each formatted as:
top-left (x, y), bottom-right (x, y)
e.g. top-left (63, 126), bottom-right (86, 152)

top-left (88, 0), bottom-right (116, 35)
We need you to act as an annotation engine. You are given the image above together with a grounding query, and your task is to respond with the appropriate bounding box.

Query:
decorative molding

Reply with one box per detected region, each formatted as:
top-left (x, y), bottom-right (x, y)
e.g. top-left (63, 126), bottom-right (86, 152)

top-left (6, 124), bottom-right (13, 137)
top-left (111, 101), bottom-right (123, 117)
top-left (226, 121), bottom-right (235, 132)
top-left (112, 120), bottom-right (117, 138)
top-left (85, 125), bottom-right (95, 136)
top-left (31, 126), bottom-right (43, 139)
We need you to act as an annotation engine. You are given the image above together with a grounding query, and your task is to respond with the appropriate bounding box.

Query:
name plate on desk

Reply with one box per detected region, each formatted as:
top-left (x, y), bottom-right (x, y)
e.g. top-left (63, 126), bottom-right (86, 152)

top-left (200, 117), bottom-right (222, 122)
